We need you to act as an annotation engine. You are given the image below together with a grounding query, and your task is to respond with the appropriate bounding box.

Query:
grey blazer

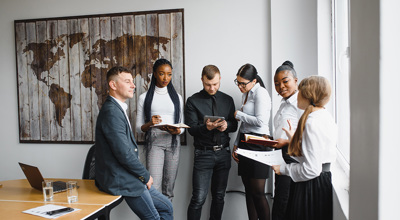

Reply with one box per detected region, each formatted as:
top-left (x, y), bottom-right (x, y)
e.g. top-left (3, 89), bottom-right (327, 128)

top-left (95, 96), bottom-right (150, 197)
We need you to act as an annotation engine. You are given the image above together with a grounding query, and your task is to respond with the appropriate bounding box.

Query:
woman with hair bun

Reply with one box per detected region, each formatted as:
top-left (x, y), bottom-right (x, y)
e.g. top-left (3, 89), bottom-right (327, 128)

top-left (136, 58), bottom-right (184, 201)
top-left (232, 63), bottom-right (272, 220)
top-left (269, 61), bottom-right (303, 220)
top-left (272, 75), bottom-right (337, 220)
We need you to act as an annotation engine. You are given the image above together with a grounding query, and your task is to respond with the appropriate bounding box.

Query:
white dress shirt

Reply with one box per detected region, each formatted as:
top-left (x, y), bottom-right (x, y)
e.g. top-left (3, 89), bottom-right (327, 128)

top-left (234, 83), bottom-right (271, 145)
top-left (280, 109), bottom-right (337, 182)
top-left (110, 95), bottom-right (132, 130)
top-left (273, 91), bottom-right (303, 139)
top-left (136, 86), bottom-right (184, 135)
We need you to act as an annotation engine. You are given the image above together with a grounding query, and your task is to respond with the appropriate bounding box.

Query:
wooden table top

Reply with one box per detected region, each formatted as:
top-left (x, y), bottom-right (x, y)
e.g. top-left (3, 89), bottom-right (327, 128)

top-left (0, 179), bottom-right (122, 219)
top-left (0, 200), bottom-right (105, 220)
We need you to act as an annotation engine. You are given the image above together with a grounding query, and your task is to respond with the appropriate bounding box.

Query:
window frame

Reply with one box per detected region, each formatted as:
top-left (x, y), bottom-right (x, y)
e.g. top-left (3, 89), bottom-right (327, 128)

top-left (330, 0), bottom-right (351, 218)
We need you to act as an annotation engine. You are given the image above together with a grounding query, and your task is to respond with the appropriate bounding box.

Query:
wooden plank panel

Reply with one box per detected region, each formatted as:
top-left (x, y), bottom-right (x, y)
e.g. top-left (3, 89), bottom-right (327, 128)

top-left (36, 21), bottom-right (51, 141)
top-left (89, 17), bottom-right (101, 140)
top-left (47, 20), bottom-right (61, 141)
top-left (122, 15), bottom-right (134, 69)
top-left (135, 15), bottom-right (147, 81)
top-left (100, 17), bottom-right (112, 106)
top-left (171, 12), bottom-right (184, 96)
top-left (16, 22), bottom-right (30, 140)
top-left (68, 19), bottom-right (82, 141)
top-left (79, 18), bottom-right (92, 141)
top-left (134, 14), bottom-right (147, 142)
top-left (111, 16), bottom-right (123, 66)
top-left (158, 14), bottom-right (171, 61)
top-left (146, 14), bottom-right (158, 76)
top-left (171, 12), bottom-right (185, 144)
top-left (123, 15), bottom-right (136, 131)
top-left (25, 22), bottom-right (40, 140)
top-left (58, 19), bottom-right (72, 141)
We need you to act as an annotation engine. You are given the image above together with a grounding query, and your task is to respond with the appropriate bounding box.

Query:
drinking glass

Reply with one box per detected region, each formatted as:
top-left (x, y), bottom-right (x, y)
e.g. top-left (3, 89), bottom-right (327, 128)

top-left (67, 181), bottom-right (78, 203)
top-left (42, 180), bottom-right (53, 202)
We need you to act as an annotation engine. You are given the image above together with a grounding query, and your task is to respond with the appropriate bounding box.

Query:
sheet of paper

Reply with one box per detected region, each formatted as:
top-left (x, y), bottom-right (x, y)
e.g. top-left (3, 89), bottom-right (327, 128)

top-left (23, 204), bottom-right (78, 219)
top-left (236, 149), bottom-right (285, 166)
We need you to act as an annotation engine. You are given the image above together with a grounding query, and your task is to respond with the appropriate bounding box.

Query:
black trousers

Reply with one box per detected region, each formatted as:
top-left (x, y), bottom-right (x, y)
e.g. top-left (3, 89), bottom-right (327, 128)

top-left (187, 147), bottom-right (231, 220)
top-left (272, 174), bottom-right (293, 220)
top-left (272, 145), bottom-right (296, 220)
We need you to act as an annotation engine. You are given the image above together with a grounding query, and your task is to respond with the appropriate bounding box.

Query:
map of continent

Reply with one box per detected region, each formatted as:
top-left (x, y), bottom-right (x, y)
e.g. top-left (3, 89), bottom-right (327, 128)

top-left (22, 33), bottom-right (170, 126)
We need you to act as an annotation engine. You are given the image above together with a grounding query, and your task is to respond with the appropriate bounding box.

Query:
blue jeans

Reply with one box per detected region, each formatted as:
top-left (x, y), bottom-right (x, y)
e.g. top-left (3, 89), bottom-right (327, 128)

top-left (125, 186), bottom-right (173, 220)
top-left (187, 147), bottom-right (231, 220)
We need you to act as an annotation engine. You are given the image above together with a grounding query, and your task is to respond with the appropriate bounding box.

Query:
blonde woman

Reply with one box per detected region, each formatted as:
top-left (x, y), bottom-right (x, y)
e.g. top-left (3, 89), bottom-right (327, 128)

top-left (272, 76), bottom-right (337, 220)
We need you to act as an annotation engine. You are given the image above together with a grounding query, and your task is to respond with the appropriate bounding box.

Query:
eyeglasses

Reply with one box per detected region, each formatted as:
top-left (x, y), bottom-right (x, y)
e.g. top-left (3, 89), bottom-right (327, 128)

top-left (234, 79), bottom-right (252, 88)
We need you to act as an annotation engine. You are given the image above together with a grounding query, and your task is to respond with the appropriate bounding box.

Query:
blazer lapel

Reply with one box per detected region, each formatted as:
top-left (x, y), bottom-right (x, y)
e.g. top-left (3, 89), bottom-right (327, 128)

top-left (107, 96), bottom-right (138, 147)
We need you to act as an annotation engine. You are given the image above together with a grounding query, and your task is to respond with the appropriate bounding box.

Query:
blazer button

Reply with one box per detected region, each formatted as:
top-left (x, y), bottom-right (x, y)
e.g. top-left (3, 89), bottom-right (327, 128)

top-left (134, 148), bottom-right (138, 152)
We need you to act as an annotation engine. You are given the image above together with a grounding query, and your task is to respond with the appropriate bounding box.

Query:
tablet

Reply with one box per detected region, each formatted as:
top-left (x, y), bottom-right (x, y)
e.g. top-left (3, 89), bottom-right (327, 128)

top-left (203, 115), bottom-right (225, 124)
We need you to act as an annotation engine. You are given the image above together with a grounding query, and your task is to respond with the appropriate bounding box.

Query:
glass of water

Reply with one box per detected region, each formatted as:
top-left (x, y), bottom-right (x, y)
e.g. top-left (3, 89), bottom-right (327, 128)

top-left (67, 181), bottom-right (78, 203)
top-left (42, 180), bottom-right (53, 202)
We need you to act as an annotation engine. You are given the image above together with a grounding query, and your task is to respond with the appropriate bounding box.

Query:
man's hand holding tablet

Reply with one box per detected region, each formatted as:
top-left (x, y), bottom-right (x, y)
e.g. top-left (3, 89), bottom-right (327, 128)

top-left (204, 115), bottom-right (226, 131)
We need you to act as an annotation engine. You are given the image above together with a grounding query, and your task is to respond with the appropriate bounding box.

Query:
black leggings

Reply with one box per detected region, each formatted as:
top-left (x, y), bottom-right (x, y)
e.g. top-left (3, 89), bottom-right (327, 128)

top-left (241, 176), bottom-right (270, 220)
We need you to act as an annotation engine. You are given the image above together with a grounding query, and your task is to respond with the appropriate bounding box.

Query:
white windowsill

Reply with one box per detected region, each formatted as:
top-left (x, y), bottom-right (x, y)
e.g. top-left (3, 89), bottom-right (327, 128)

top-left (332, 151), bottom-right (350, 220)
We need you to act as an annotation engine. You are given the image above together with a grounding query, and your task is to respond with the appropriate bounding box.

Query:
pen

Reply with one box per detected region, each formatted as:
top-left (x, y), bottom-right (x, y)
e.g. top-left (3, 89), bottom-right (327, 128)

top-left (46, 207), bottom-right (74, 215)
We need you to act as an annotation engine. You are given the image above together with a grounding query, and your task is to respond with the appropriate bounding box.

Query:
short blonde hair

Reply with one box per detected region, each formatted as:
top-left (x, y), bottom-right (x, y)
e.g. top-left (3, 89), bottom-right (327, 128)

top-left (202, 65), bottom-right (220, 80)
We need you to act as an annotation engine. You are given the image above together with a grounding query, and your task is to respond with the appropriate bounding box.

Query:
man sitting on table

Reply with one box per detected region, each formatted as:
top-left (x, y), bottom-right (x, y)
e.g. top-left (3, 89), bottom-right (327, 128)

top-left (95, 66), bottom-right (173, 220)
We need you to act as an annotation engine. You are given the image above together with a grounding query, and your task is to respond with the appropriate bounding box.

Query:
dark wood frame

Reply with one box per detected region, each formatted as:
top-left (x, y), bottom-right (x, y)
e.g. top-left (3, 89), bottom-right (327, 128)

top-left (14, 9), bottom-right (185, 144)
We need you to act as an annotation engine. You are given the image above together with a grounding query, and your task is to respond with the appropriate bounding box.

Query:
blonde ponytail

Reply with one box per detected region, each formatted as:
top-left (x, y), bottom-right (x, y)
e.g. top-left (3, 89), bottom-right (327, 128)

top-left (288, 105), bottom-right (313, 156)
top-left (288, 76), bottom-right (331, 157)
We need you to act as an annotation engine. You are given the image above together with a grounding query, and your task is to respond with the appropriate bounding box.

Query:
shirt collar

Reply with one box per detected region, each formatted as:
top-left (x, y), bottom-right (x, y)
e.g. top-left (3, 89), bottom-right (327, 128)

top-left (280, 90), bottom-right (298, 104)
top-left (201, 89), bottom-right (219, 98)
top-left (249, 82), bottom-right (261, 95)
top-left (110, 95), bottom-right (128, 111)
top-left (155, 85), bottom-right (168, 93)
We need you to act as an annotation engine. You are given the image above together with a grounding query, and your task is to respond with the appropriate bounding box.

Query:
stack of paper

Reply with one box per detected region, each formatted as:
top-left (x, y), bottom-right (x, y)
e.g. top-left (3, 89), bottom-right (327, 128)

top-left (236, 148), bottom-right (285, 166)
top-left (23, 204), bottom-right (78, 219)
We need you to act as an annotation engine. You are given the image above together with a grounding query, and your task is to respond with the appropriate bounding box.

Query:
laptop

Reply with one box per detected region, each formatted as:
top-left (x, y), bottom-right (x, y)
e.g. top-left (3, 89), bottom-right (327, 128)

top-left (18, 162), bottom-right (67, 193)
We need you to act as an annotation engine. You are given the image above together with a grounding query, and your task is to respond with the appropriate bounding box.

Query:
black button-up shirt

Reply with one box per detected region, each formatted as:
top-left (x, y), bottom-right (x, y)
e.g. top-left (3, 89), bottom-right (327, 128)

top-left (185, 89), bottom-right (238, 147)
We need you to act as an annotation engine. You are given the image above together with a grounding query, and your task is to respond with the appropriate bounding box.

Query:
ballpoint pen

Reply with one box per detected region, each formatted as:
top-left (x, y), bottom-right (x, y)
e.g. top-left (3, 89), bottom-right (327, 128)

top-left (46, 207), bottom-right (74, 215)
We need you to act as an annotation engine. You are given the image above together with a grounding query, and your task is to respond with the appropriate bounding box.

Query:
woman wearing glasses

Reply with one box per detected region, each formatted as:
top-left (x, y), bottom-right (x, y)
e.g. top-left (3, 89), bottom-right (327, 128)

top-left (232, 63), bottom-right (272, 220)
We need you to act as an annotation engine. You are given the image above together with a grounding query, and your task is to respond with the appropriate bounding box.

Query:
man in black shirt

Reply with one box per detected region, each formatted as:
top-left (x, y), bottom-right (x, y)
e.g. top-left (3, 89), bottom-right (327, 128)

top-left (186, 65), bottom-right (238, 220)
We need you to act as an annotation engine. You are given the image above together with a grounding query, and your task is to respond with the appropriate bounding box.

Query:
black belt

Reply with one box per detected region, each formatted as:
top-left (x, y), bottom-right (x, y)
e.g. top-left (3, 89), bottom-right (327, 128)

top-left (322, 163), bottom-right (331, 172)
top-left (195, 144), bottom-right (229, 152)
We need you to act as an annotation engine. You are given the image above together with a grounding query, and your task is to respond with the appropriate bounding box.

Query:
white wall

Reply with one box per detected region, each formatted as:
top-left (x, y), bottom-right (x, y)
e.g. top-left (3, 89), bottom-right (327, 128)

top-left (0, 0), bottom-right (269, 219)
top-left (270, 0), bottom-right (318, 117)
top-left (349, 0), bottom-right (400, 219)
top-left (379, 1), bottom-right (400, 219)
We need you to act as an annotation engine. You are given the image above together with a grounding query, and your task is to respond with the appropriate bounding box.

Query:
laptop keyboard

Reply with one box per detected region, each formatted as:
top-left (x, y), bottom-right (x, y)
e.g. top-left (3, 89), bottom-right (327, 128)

top-left (53, 181), bottom-right (67, 193)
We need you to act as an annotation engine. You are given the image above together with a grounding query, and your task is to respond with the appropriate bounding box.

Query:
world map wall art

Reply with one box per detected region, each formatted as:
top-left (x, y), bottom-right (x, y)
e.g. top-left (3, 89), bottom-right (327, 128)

top-left (15, 9), bottom-right (185, 144)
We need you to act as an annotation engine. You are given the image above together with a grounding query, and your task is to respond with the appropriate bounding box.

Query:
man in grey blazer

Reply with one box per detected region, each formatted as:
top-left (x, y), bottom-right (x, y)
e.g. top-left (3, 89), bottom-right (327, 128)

top-left (95, 66), bottom-right (173, 220)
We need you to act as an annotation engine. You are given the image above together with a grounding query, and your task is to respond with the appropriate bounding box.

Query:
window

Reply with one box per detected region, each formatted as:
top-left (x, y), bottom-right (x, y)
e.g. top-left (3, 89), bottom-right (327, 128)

top-left (331, 0), bottom-right (350, 218)
top-left (333, 0), bottom-right (350, 163)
